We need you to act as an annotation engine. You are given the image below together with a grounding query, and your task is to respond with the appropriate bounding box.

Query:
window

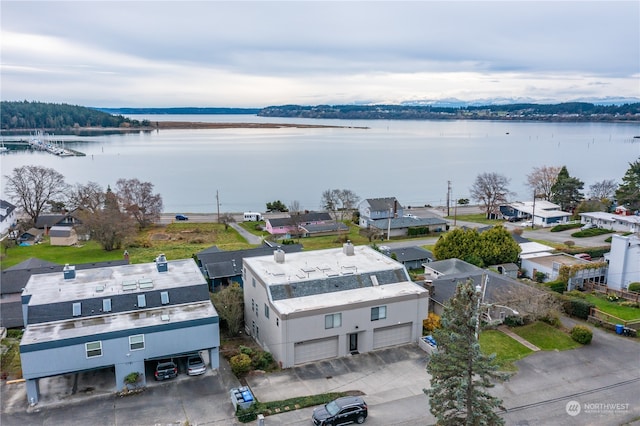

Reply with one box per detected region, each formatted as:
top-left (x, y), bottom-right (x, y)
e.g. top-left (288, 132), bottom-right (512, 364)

top-left (276, 318), bottom-right (279, 327)
top-left (73, 302), bottom-right (82, 317)
top-left (137, 294), bottom-right (146, 308)
top-left (160, 291), bottom-right (169, 305)
top-left (256, 326), bottom-right (260, 339)
top-left (252, 299), bottom-right (255, 312)
top-left (129, 334), bottom-right (145, 351)
top-left (325, 313), bottom-right (342, 329)
top-left (371, 306), bottom-right (387, 321)
top-left (102, 299), bottom-right (112, 312)
top-left (252, 278), bottom-right (256, 288)
top-left (86, 341), bottom-right (102, 358)
top-left (264, 304), bottom-right (269, 319)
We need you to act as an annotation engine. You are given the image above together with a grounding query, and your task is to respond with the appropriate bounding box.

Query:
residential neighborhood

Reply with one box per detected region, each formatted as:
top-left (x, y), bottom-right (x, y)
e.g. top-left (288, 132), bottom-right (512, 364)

top-left (1, 192), bottom-right (639, 425)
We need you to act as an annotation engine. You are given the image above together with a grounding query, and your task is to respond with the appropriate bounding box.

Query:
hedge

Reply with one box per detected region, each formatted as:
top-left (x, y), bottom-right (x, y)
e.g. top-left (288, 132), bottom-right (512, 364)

top-left (561, 296), bottom-right (596, 320)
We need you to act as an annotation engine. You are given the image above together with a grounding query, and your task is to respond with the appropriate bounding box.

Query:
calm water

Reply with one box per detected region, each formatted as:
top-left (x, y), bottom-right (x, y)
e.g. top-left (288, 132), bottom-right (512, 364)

top-left (1, 115), bottom-right (639, 213)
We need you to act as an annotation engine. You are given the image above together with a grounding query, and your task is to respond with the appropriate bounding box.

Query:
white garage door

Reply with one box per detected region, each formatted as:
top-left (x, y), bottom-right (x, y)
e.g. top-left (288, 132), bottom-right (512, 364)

top-left (294, 336), bottom-right (339, 365)
top-left (373, 323), bottom-right (413, 349)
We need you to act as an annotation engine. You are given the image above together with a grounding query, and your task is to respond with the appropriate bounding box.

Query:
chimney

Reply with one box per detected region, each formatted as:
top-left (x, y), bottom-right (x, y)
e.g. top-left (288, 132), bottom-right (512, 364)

top-left (343, 240), bottom-right (355, 256)
top-left (63, 264), bottom-right (76, 280)
top-left (274, 247), bottom-right (285, 263)
top-left (156, 253), bottom-right (168, 272)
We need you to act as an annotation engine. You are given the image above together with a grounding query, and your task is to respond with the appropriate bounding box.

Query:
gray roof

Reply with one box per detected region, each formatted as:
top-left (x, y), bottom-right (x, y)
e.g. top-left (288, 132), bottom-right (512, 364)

top-left (425, 258), bottom-right (484, 276)
top-left (0, 199), bottom-right (16, 221)
top-left (385, 246), bottom-right (433, 263)
top-left (196, 244), bottom-right (303, 280)
top-left (300, 222), bottom-right (349, 234)
top-left (267, 212), bottom-right (333, 227)
top-left (269, 268), bottom-right (408, 301)
top-left (363, 197), bottom-right (402, 212)
top-left (370, 217), bottom-right (446, 230)
top-left (49, 226), bottom-right (74, 237)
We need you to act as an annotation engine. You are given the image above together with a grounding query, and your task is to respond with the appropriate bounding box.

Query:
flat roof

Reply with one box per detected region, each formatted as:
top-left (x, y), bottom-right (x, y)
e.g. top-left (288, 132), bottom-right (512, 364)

top-left (522, 253), bottom-right (589, 268)
top-left (23, 258), bottom-right (207, 306)
top-left (244, 244), bottom-right (406, 286)
top-left (273, 281), bottom-right (427, 315)
top-left (21, 301), bottom-right (217, 346)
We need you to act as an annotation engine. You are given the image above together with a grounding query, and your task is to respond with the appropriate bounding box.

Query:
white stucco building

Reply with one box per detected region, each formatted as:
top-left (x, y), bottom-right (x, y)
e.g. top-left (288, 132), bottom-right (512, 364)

top-left (242, 243), bottom-right (429, 368)
top-left (606, 234), bottom-right (640, 290)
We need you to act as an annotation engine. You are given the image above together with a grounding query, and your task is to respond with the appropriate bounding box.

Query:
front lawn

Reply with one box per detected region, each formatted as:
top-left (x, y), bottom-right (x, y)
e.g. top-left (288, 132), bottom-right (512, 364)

top-left (510, 322), bottom-right (581, 351)
top-left (582, 293), bottom-right (640, 321)
top-left (479, 330), bottom-right (533, 371)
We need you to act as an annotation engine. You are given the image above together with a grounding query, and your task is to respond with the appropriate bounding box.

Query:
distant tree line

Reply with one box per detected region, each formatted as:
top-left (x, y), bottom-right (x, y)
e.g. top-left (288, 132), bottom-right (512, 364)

top-left (0, 101), bottom-right (144, 130)
top-left (97, 107), bottom-right (261, 115)
top-left (258, 102), bottom-right (640, 122)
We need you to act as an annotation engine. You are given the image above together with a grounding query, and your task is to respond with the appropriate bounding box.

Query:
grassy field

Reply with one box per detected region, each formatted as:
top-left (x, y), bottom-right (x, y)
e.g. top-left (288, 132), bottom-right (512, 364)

top-left (0, 222), bottom-right (253, 269)
top-left (510, 321), bottom-right (581, 351)
top-left (479, 329), bottom-right (533, 371)
top-left (582, 293), bottom-right (640, 321)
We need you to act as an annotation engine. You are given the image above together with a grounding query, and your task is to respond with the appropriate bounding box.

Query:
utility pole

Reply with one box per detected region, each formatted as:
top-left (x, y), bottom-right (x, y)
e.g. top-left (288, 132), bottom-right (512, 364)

top-left (446, 181), bottom-right (451, 217)
top-left (216, 190), bottom-right (220, 223)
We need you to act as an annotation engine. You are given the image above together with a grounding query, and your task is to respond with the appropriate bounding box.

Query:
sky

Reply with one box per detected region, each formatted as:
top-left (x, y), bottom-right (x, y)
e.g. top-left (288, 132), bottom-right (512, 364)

top-left (1, 1), bottom-right (639, 108)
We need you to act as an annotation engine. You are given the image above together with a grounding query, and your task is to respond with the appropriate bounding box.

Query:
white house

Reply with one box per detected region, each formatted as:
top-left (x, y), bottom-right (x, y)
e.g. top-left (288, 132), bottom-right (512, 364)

top-left (579, 211), bottom-right (640, 233)
top-left (520, 252), bottom-right (607, 290)
top-left (606, 234), bottom-right (640, 290)
top-left (358, 197), bottom-right (404, 228)
top-left (500, 200), bottom-right (571, 227)
top-left (242, 243), bottom-right (429, 368)
top-left (0, 199), bottom-right (17, 236)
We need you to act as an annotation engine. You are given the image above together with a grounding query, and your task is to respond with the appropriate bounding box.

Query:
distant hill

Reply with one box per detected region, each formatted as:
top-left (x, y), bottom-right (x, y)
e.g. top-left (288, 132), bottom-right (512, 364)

top-left (258, 102), bottom-right (640, 122)
top-left (0, 101), bottom-right (143, 130)
top-left (96, 107), bottom-right (261, 115)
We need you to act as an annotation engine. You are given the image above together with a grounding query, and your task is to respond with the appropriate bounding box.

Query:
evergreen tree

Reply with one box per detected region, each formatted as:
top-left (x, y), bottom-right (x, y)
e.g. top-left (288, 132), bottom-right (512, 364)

top-left (425, 280), bottom-right (508, 425)
top-left (433, 228), bottom-right (482, 266)
top-left (478, 225), bottom-right (521, 266)
top-left (550, 166), bottom-right (584, 212)
top-left (615, 158), bottom-right (640, 211)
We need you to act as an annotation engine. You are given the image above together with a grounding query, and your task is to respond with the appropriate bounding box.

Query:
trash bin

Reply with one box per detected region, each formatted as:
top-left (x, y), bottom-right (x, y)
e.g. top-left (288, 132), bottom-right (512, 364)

top-left (615, 324), bottom-right (624, 334)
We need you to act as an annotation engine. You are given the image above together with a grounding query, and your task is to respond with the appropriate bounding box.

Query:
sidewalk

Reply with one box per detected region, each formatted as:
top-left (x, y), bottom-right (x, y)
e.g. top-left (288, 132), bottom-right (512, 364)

top-left (497, 325), bottom-right (540, 351)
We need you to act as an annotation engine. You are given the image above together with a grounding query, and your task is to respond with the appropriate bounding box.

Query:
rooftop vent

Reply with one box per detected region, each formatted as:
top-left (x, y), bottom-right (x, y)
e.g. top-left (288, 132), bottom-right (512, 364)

top-left (274, 247), bottom-right (285, 264)
top-left (156, 253), bottom-right (168, 272)
top-left (63, 264), bottom-right (76, 280)
top-left (343, 240), bottom-right (355, 256)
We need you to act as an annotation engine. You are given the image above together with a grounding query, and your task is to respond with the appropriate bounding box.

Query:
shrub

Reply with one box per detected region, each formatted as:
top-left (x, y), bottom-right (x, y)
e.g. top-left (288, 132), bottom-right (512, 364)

top-left (534, 271), bottom-right (548, 283)
top-left (423, 312), bottom-right (441, 333)
top-left (564, 240), bottom-right (575, 248)
top-left (620, 301), bottom-right (640, 308)
top-left (252, 351), bottom-right (275, 370)
top-left (550, 223), bottom-right (582, 232)
top-left (628, 282), bottom-right (640, 293)
top-left (230, 353), bottom-right (252, 376)
top-left (562, 297), bottom-right (596, 320)
top-left (571, 325), bottom-right (593, 344)
top-left (545, 280), bottom-right (566, 294)
top-left (503, 315), bottom-right (524, 327)
top-left (540, 312), bottom-right (561, 327)
top-left (565, 290), bottom-right (586, 299)
top-left (607, 294), bottom-right (620, 302)
top-left (124, 372), bottom-right (140, 384)
top-left (239, 345), bottom-right (254, 356)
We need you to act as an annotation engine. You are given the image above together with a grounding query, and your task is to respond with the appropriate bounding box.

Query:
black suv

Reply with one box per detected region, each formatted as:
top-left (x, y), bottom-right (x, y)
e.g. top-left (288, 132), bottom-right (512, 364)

top-left (154, 361), bottom-right (178, 381)
top-left (312, 396), bottom-right (368, 425)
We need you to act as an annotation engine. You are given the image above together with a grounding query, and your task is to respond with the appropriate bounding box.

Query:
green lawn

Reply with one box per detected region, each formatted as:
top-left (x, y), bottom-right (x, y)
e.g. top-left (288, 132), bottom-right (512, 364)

top-left (510, 322), bottom-right (581, 351)
top-left (448, 213), bottom-right (504, 226)
top-left (479, 330), bottom-right (533, 371)
top-left (582, 293), bottom-right (640, 321)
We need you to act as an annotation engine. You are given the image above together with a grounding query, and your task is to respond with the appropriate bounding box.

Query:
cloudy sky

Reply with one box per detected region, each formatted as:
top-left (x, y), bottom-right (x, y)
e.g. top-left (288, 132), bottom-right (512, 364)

top-left (1, 1), bottom-right (638, 108)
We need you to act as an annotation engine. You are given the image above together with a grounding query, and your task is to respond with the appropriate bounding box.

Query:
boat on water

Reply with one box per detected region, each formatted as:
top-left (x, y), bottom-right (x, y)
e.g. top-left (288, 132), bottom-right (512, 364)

top-left (28, 131), bottom-right (74, 156)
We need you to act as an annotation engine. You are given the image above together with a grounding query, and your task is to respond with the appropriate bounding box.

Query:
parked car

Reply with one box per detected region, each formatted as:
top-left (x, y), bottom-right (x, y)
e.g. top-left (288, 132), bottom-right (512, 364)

top-left (312, 396), bottom-right (368, 425)
top-left (175, 214), bottom-right (189, 221)
top-left (187, 353), bottom-right (206, 376)
top-left (581, 223), bottom-right (597, 230)
top-left (574, 253), bottom-right (592, 261)
top-left (154, 361), bottom-right (178, 381)
top-left (519, 220), bottom-right (533, 227)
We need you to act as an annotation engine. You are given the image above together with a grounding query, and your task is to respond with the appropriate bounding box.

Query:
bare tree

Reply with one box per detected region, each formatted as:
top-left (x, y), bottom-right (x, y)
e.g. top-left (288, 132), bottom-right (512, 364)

top-left (470, 173), bottom-right (513, 219)
top-left (218, 213), bottom-right (236, 230)
top-left (67, 182), bottom-right (106, 214)
top-left (210, 283), bottom-right (244, 336)
top-left (115, 178), bottom-right (163, 229)
top-left (589, 179), bottom-right (617, 201)
top-left (288, 200), bottom-right (301, 215)
top-left (3, 165), bottom-right (69, 226)
top-left (526, 166), bottom-right (561, 200)
top-left (76, 186), bottom-right (136, 251)
top-left (321, 189), bottom-right (360, 220)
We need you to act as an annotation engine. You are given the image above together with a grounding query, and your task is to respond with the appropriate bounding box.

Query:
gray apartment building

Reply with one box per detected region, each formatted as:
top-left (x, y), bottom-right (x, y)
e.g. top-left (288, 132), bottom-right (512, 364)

top-left (19, 255), bottom-right (219, 404)
top-left (242, 243), bottom-right (429, 368)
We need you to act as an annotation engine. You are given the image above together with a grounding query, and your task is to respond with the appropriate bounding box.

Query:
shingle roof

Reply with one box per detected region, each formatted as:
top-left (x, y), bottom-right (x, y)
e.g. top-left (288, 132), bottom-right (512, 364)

top-left (385, 246), bottom-right (434, 263)
top-left (267, 212), bottom-right (333, 227)
top-left (371, 216), bottom-right (446, 230)
top-left (300, 222), bottom-right (349, 234)
top-left (0, 199), bottom-right (16, 222)
top-left (363, 197), bottom-right (402, 212)
top-left (196, 244), bottom-right (303, 279)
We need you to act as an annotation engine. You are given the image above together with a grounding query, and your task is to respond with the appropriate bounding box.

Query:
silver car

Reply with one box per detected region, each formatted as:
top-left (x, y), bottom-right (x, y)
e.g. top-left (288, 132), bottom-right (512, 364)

top-left (187, 353), bottom-right (206, 376)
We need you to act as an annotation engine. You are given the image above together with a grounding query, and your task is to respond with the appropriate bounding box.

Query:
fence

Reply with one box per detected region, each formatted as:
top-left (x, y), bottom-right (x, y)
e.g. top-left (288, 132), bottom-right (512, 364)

top-left (588, 307), bottom-right (640, 331)
top-left (584, 281), bottom-right (640, 303)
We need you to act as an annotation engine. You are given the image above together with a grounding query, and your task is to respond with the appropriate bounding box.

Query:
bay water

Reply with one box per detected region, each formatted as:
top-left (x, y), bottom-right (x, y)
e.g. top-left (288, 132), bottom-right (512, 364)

top-left (1, 115), bottom-right (638, 213)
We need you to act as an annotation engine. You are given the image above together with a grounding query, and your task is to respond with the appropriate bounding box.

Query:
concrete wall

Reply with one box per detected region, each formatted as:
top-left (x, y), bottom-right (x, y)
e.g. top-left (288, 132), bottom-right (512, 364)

top-left (607, 234), bottom-right (640, 290)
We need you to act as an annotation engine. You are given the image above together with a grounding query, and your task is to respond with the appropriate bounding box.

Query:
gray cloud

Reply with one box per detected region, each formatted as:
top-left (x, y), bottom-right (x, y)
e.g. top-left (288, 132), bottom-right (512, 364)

top-left (1, 1), bottom-right (638, 107)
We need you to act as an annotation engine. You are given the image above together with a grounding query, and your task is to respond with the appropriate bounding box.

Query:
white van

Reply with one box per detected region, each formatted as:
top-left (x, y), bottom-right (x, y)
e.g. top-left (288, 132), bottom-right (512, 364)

top-left (243, 212), bottom-right (262, 222)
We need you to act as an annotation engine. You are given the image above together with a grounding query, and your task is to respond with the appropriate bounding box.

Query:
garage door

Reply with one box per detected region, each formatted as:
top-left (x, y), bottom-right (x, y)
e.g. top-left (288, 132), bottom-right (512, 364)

top-left (294, 336), bottom-right (339, 365)
top-left (373, 323), bottom-right (412, 349)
